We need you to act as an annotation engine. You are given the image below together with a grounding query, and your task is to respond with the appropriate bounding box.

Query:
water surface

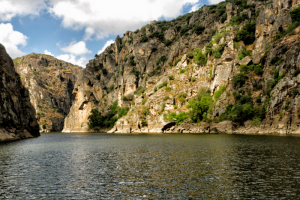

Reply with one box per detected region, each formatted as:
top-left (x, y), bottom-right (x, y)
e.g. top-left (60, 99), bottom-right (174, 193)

top-left (1, 133), bottom-right (300, 199)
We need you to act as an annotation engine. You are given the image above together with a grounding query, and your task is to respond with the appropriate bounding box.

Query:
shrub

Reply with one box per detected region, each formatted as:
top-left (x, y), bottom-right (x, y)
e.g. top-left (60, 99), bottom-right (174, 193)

top-left (123, 96), bottom-right (130, 101)
top-left (142, 99), bottom-right (147, 105)
top-left (284, 102), bottom-right (290, 111)
top-left (165, 95), bottom-right (169, 100)
top-left (174, 58), bottom-right (182, 66)
top-left (140, 36), bottom-right (148, 42)
top-left (186, 52), bottom-right (194, 59)
top-left (154, 87), bottom-right (157, 92)
top-left (194, 50), bottom-right (207, 66)
top-left (251, 118), bottom-right (262, 126)
top-left (134, 29), bottom-right (140, 33)
top-left (42, 124), bottom-right (46, 129)
top-left (156, 55), bottom-right (168, 65)
top-left (179, 96), bottom-right (186, 103)
top-left (214, 86), bottom-right (226, 101)
top-left (253, 83), bottom-right (263, 90)
top-left (220, 13), bottom-right (227, 23)
top-left (256, 96), bottom-right (262, 103)
top-left (108, 49), bottom-right (113, 54)
top-left (134, 87), bottom-right (146, 95)
top-left (270, 57), bottom-right (280, 65)
top-left (191, 77), bottom-right (196, 82)
top-left (290, 6), bottom-right (300, 23)
top-left (213, 33), bottom-right (223, 43)
top-left (162, 81), bottom-right (167, 87)
top-left (158, 84), bottom-right (164, 89)
top-left (180, 69), bottom-right (186, 74)
top-left (109, 84), bottom-right (114, 93)
top-left (168, 112), bottom-right (188, 125)
top-left (293, 69), bottom-right (300, 77)
top-left (232, 73), bottom-right (249, 88)
top-left (168, 75), bottom-right (174, 80)
top-left (174, 105), bottom-right (178, 109)
top-left (141, 119), bottom-right (148, 126)
top-left (193, 25), bottom-right (205, 35)
top-left (165, 86), bottom-right (171, 92)
top-left (189, 96), bottom-right (213, 123)
top-left (142, 107), bottom-right (150, 115)
top-left (102, 68), bottom-right (108, 74)
top-left (236, 21), bottom-right (256, 45)
top-left (118, 107), bottom-right (129, 119)
top-left (238, 46), bottom-right (251, 60)
top-left (293, 89), bottom-right (299, 97)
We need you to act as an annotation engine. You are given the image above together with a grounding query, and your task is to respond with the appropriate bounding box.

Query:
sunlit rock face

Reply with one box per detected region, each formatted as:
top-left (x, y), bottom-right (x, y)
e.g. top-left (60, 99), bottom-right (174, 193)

top-left (0, 43), bottom-right (40, 141)
top-left (14, 53), bottom-right (83, 132)
top-left (64, 0), bottom-right (300, 135)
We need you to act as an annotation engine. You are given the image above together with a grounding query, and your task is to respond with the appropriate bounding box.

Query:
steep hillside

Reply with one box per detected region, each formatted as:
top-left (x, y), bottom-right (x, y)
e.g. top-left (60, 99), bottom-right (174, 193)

top-left (14, 54), bottom-right (83, 132)
top-left (63, 0), bottom-right (300, 135)
top-left (0, 44), bottom-right (40, 141)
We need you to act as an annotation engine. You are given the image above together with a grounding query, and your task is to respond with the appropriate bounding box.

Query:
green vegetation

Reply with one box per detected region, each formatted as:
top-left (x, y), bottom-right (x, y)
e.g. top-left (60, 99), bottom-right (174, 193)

top-left (140, 36), bottom-right (148, 43)
top-left (236, 21), bottom-right (256, 45)
top-left (88, 101), bottom-right (129, 129)
top-left (154, 87), bottom-right (157, 92)
top-left (270, 56), bottom-right (280, 65)
top-left (290, 6), bottom-right (300, 23)
top-left (240, 64), bottom-right (264, 75)
top-left (180, 69), bottom-right (186, 74)
top-left (214, 86), bottom-right (226, 101)
top-left (293, 69), bottom-right (300, 77)
top-left (274, 22), bottom-right (300, 41)
top-left (293, 89), bottom-right (299, 97)
top-left (165, 86), bottom-right (171, 92)
top-left (168, 75), bottom-right (174, 80)
top-left (142, 99), bottom-right (147, 105)
top-left (156, 55), bottom-right (168, 66)
top-left (193, 48), bottom-right (207, 66)
top-left (129, 55), bottom-right (136, 66)
top-left (174, 58), bottom-right (182, 66)
top-left (109, 84), bottom-right (114, 93)
top-left (134, 87), bottom-right (146, 95)
top-left (168, 112), bottom-right (189, 125)
top-left (191, 77), bottom-right (196, 82)
top-left (238, 46), bottom-right (251, 60)
top-left (141, 119), bottom-right (148, 126)
top-left (232, 73), bottom-right (249, 88)
top-left (212, 43), bottom-right (227, 59)
top-left (42, 124), bottom-right (46, 129)
top-left (142, 107), bottom-right (150, 115)
top-left (102, 68), bottom-right (108, 75)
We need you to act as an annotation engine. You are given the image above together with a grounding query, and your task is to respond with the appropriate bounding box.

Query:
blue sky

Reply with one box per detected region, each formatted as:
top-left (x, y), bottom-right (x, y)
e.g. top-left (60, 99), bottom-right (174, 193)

top-left (0, 0), bottom-right (217, 67)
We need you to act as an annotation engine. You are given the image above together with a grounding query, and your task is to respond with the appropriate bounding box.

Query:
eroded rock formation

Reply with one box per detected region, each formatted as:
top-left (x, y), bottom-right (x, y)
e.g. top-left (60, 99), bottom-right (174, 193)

top-left (0, 44), bottom-right (40, 141)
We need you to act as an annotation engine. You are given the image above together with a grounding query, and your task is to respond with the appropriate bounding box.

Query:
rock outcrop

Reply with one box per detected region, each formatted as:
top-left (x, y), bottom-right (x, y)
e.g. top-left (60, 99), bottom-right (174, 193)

top-left (0, 44), bottom-right (40, 141)
top-left (63, 0), bottom-right (300, 135)
top-left (14, 54), bottom-right (83, 132)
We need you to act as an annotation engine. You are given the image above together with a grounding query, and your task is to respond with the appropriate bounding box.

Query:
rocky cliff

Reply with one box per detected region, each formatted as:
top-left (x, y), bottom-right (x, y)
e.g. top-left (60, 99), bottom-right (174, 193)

top-left (14, 54), bottom-right (83, 132)
top-left (63, 0), bottom-right (300, 135)
top-left (0, 44), bottom-right (40, 141)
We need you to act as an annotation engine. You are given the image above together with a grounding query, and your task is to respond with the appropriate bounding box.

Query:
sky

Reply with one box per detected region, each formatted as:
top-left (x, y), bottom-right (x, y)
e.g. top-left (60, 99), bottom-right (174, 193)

top-left (0, 0), bottom-right (221, 67)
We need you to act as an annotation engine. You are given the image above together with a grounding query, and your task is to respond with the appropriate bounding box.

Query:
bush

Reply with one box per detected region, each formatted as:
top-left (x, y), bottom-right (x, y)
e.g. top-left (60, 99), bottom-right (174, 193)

top-left (42, 124), bottom-right (46, 129)
top-left (154, 87), bottom-right (157, 92)
top-left (193, 25), bottom-right (205, 35)
top-left (134, 87), bottom-right (146, 95)
top-left (142, 107), bottom-right (150, 115)
top-left (232, 73), bottom-right (249, 88)
top-left (191, 77), bottom-right (196, 82)
top-left (180, 69), bottom-right (186, 74)
top-left (168, 112), bottom-right (188, 125)
top-left (165, 86), bottom-right (171, 92)
top-left (174, 58), bottom-right (182, 66)
top-left (251, 118), bottom-right (262, 126)
top-left (118, 107), bottom-right (129, 119)
top-left (109, 84), bottom-right (114, 93)
top-left (238, 46), bottom-right (251, 60)
top-left (290, 6), bottom-right (300, 23)
top-left (158, 84), bottom-right (164, 89)
top-left (256, 96), bottom-right (262, 103)
top-left (174, 105), bottom-right (178, 109)
top-left (293, 89), bottom-right (299, 97)
top-left (168, 75), bottom-right (174, 80)
top-left (179, 96), bottom-right (185, 103)
top-left (102, 68), bottom-right (108, 74)
top-left (186, 52), bottom-right (194, 59)
top-left (141, 119), bottom-right (148, 127)
top-left (189, 96), bottom-right (213, 123)
top-left (140, 36), bottom-right (148, 43)
top-left (108, 49), bottom-right (113, 54)
top-left (194, 50), bottom-right (207, 66)
top-left (156, 55), bottom-right (168, 65)
top-left (162, 81), bottom-right (167, 87)
top-left (134, 29), bottom-right (140, 33)
top-left (140, 99), bottom-right (146, 106)
top-left (214, 86), bottom-right (226, 101)
top-left (236, 21), bottom-right (256, 45)
top-left (293, 69), bottom-right (300, 77)
top-left (270, 57), bottom-right (280, 65)
top-left (164, 95), bottom-right (169, 100)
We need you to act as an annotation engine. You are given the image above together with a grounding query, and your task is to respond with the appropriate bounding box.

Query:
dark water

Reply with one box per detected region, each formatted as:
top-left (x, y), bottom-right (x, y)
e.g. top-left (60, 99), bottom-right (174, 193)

top-left (1, 133), bottom-right (300, 199)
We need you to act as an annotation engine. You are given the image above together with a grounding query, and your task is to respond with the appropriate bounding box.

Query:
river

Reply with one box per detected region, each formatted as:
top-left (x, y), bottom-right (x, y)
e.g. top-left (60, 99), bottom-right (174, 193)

top-left (0, 133), bottom-right (300, 199)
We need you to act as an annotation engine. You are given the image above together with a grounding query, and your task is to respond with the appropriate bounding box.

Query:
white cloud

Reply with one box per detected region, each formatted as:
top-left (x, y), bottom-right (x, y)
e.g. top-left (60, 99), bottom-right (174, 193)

top-left (0, 0), bottom-right (47, 21)
top-left (84, 27), bottom-right (95, 41)
top-left (61, 41), bottom-right (92, 56)
top-left (56, 54), bottom-right (88, 68)
top-left (44, 50), bottom-right (54, 56)
top-left (97, 40), bottom-right (114, 55)
top-left (208, 0), bottom-right (224, 4)
top-left (0, 23), bottom-right (28, 58)
top-left (189, 3), bottom-right (201, 12)
top-left (48, 0), bottom-right (199, 39)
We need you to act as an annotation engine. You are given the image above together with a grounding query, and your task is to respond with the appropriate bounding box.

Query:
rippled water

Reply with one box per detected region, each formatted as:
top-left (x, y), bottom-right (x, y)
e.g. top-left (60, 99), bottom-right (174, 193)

top-left (1, 133), bottom-right (300, 199)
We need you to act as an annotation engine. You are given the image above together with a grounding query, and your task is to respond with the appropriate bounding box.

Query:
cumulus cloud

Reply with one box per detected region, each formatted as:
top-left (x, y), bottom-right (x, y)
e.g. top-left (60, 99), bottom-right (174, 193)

top-left (84, 27), bottom-right (95, 41)
top-left (44, 50), bottom-right (54, 56)
top-left (208, 0), bottom-right (224, 4)
top-left (98, 40), bottom-right (114, 55)
top-left (61, 41), bottom-right (92, 56)
top-left (189, 3), bottom-right (201, 12)
top-left (0, 23), bottom-right (28, 58)
top-left (56, 54), bottom-right (88, 68)
top-left (48, 0), bottom-right (199, 39)
top-left (0, 0), bottom-right (47, 21)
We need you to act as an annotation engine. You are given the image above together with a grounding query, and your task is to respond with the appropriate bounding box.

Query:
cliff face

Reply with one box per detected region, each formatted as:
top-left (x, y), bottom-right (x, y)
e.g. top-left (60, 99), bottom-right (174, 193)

top-left (63, 0), bottom-right (300, 135)
top-left (14, 54), bottom-right (83, 132)
top-left (0, 44), bottom-right (40, 141)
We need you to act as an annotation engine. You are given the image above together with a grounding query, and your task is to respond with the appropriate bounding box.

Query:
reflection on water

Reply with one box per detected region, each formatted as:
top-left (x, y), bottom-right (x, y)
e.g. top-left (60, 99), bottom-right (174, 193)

top-left (1, 133), bottom-right (300, 199)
